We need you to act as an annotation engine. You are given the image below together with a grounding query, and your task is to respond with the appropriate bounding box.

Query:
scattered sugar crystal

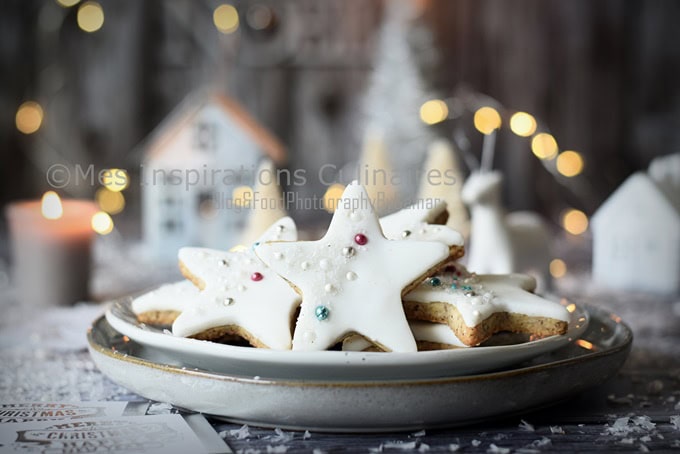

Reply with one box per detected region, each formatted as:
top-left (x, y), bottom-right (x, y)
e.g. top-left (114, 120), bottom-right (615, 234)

top-left (303, 430), bottom-right (312, 440)
top-left (604, 417), bottom-right (632, 436)
top-left (530, 437), bottom-right (552, 448)
top-left (640, 435), bottom-right (652, 442)
top-left (229, 425), bottom-right (251, 440)
top-left (487, 444), bottom-right (510, 454)
top-left (608, 394), bottom-right (633, 405)
top-left (550, 425), bottom-right (565, 434)
top-left (269, 427), bottom-right (293, 443)
top-left (639, 443), bottom-right (650, 452)
top-left (448, 444), bottom-right (460, 452)
top-left (147, 402), bottom-right (174, 414)
top-left (671, 415), bottom-right (680, 430)
top-left (266, 446), bottom-right (287, 453)
top-left (493, 433), bottom-right (508, 440)
top-left (471, 440), bottom-right (481, 447)
top-left (418, 443), bottom-right (430, 452)
top-left (412, 429), bottom-right (426, 437)
top-left (619, 438), bottom-right (634, 445)
top-left (633, 416), bottom-right (656, 431)
top-left (383, 441), bottom-right (416, 450)
top-left (519, 419), bottom-right (535, 432)
top-left (369, 444), bottom-right (384, 453)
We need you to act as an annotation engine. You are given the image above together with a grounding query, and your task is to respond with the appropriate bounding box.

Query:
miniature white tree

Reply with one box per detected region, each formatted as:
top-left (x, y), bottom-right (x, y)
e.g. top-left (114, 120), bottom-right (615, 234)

top-left (358, 127), bottom-right (397, 215)
top-left (360, 0), bottom-right (437, 203)
top-left (239, 159), bottom-right (288, 246)
top-left (418, 139), bottom-right (470, 237)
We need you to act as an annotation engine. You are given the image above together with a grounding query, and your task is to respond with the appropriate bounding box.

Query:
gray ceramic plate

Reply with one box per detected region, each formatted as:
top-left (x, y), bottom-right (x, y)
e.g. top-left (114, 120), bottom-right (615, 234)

top-left (106, 297), bottom-right (588, 380)
top-left (88, 305), bottom-right (631, 432)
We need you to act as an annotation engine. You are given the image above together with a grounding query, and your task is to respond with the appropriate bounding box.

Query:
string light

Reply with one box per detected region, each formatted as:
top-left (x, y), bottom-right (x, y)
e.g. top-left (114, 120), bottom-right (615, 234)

top-left (556, 150), bottom-right (584, 177)
top-left (77, 1), bottom-right (104, 33)
top-left (531, 133), bottom-right (558, 160)
top-left (509, 112), bottom-right (537, 137)
top-left (232, 185), bottom-right (253, 207)
top-left (419, 99), bottom-right (449, 125)
top-left (473, 106), bottom-right (501, 134)
top-left (101, 169), bottom-right (129, 192)
top-left (562, 209), bottom-right (588, 235)
top-left (16, 101), bottom-right (43, 134)
top-left (91, 211), bottom-right (114, 235)
top-left (95, 188), bottom-right (125, 214)
top-left (549, 259), bottom-right (567, 278)
top-left (214, 4), bottom-right (239, 34)
top-left (322, 184), bottom-right (345, 213)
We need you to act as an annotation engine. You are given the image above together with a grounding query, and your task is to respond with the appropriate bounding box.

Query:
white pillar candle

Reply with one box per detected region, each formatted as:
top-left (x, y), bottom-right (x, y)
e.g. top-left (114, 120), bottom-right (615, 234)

top-left (5, 192), bottom-right (98, 307)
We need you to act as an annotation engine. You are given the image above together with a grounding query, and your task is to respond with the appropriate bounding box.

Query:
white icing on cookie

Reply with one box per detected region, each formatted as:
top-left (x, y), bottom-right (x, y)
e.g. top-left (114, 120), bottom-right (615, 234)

top-left (131, 280), bottom-right (197, 315)
top-left (379, 201), bottom-right (464, 248)
top-left (343, 320), bottom-right (468, 351)
top-left (172, 217), bottom-right (301, 350)
top-left (255, 182), bottom-right (450, 352)
top-left (404, 264), bottom-right (568, 328)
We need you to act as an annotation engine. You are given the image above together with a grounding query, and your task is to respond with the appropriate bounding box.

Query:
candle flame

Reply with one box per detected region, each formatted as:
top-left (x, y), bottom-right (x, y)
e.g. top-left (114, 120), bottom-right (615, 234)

top-left (41, 191), bottom-right (63, 220)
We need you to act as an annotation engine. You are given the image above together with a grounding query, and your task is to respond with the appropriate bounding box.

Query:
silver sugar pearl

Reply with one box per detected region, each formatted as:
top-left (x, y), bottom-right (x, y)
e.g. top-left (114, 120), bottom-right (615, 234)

top-left (223, 297), bottom-right (234, 306)
top-left (342, 246), bottom-right (355, 257)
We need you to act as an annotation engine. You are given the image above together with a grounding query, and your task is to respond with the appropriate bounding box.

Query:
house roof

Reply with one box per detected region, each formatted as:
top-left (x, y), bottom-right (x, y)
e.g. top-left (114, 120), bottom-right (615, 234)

top-left (140, 89), bottom-right (287, 165)
top-left (592, 171), bottom-right (680, 229)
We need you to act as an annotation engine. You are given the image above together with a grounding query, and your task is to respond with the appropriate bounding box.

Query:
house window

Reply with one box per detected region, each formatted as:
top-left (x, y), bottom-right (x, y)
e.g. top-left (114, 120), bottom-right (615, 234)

top-left (198, 191), bottom-right (217, 219)
top-left (193, 121), bottom-right (217, 151)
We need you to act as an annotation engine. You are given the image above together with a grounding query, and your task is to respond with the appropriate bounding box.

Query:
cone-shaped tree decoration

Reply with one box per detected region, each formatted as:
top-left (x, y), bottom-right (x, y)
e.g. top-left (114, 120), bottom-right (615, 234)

top-left (358, 127), bottom-right (397, 215)
top-left (418, 139), bottom-right (470, 238)
top-left (239, 159), bottom-right (288, 246)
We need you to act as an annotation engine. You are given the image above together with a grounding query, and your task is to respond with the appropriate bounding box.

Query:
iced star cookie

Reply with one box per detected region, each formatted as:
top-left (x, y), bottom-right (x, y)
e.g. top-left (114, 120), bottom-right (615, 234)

top-left (379, 201), bottom-right (465, 260)
top-left (255, 182), bottom-right (451, 352)
top-left (403, 264), bottom-right (569, 346)
top-left (343, 320), bottom-right (469, 352)
top-left (173, 217), bottom-right (301, 350)
top-left (132, 280), bottom-right (197, 325)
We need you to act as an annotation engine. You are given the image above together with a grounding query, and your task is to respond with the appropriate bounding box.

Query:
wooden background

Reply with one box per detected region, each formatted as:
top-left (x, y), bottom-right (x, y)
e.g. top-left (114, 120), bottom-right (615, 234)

top-left (1, 0), bottom-right (679, 230)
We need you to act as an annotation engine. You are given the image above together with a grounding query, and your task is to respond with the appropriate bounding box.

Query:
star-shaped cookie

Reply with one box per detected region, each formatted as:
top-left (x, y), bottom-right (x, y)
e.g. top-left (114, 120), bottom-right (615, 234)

top-left (172, 217), bottom-right (301, 350)
top-left (255, 182), bottom-right (451, 352)
top-left (379, 201), bottom-right (465, 259)
top-left (403, 264), bottom-right (569, 346)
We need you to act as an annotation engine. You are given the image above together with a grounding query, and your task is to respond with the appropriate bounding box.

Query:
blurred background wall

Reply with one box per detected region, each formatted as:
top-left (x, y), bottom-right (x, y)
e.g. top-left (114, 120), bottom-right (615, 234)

top-left (1, 0), bottom-right (679, 246)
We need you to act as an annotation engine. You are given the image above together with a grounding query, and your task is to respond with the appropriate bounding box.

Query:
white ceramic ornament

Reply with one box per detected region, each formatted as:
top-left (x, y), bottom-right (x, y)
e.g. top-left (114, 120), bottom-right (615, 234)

top-left (461, 171), bottom-right (551, 288)
top-left (255, 182), bottom-right (450, 352)
top-left (592, 171), bottom-right (680, 294)
top-left (172, 217), bottom-right (301, 350)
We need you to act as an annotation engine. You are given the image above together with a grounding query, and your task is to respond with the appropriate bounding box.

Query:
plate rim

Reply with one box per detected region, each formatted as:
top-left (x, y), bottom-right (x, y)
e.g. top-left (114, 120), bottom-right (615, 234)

top-left (88, 305), bottom-right (632, 388)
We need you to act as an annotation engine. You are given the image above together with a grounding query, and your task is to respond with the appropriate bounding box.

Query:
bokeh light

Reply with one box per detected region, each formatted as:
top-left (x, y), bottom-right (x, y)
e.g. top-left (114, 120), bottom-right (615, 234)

top-left (562, 209), bottom-right (589, 235)
top-left (95, 188), bottom-right (125, 214)
top-left (56, 0), bottom-right (80, 7)
top-left (473, 106), bottom-right (501, 134)
top-left (232, 185), bottom-right (253, 207)
top-left (549, 259), bottom-right (567, 278)
top-left (16, 101), bottom-right (43, 134)
top-left (556, 150), bottom-right (584, 177)
top-left (531, 133), bottom-right (558, 160)
top-left (77, 1), bottom-right (104, 33)
top-left (509, 112), bottom-right (537, 137)
top-left (419, 100), bottom-right (449, 125)
top-left (91, 211), bottom-right (114, 235)
top-left (101, 169), bottom-right (129, 192)
top-left (322, 184), bottom-right (345, 213)
top-left (214, 4), bottom-right (239, 34)
top-left (41, 191), bottom-right (63, 220)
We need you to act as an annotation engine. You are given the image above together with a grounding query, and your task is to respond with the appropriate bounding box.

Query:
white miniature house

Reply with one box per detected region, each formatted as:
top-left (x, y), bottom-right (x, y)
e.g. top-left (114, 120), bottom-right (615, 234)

top-left (142, 91), bottom-right (286, 261)
top-left (592, 159), bottom-right (680, 294)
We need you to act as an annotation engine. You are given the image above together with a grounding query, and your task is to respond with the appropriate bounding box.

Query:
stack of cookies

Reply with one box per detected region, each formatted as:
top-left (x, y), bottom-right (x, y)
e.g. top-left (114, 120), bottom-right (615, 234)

top-left (133, 182), bottom-right (568, 352)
